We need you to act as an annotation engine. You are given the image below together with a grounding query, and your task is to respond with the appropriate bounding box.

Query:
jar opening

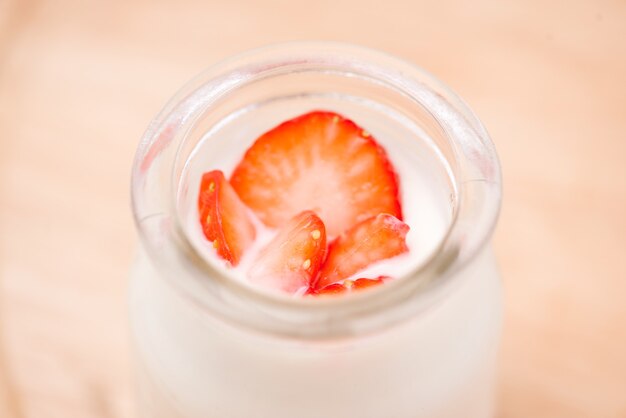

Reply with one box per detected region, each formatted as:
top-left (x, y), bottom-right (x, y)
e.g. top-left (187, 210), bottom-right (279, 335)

top-left (131, 42), bottom-right (501, 340)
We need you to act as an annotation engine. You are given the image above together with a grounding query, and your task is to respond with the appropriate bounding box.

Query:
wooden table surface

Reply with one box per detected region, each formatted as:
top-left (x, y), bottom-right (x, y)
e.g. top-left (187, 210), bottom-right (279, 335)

top-left (1, 0), bottom-right (625, 417)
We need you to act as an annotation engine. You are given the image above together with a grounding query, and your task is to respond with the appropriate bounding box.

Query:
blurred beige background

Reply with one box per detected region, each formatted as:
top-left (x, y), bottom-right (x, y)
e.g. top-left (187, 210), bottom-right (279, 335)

top-left (0, 0), bottom-right (625, 417)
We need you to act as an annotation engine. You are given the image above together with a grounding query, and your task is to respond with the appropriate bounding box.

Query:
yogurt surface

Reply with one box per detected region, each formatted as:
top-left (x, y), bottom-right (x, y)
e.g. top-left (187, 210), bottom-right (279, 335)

top-left (182, 104), bottom-right (453, 295)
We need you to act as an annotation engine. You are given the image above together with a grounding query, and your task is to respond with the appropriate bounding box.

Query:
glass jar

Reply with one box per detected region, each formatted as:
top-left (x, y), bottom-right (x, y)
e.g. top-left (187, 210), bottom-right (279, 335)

top-left (130, 42), bottom-right (502, 418)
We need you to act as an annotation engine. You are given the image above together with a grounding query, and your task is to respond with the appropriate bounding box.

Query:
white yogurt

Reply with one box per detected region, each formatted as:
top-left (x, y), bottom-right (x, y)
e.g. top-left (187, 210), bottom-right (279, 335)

top-left (130, 245), bottom-right (501, 418)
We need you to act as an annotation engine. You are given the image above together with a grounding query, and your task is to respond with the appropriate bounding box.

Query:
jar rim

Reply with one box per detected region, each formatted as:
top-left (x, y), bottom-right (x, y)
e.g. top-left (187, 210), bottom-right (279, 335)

top-left (131, 41), bottom-right (502, 340)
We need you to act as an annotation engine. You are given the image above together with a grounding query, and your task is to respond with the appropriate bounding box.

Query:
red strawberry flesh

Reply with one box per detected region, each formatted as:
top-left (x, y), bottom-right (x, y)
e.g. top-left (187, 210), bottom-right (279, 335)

top-left (230, 111), bottom-right (402, 237)
top-left (352, 277), bottom-right (387, 290)
top-left (315, 277), bottom-right (388, 295)
top-left (198, 170), bottom-right (256, 266)
top-left (315, 213), bottom-right (409, 289)
top-left (249, 211), bottom-right (326, 294)
top-left (315, 283), bottom-right (348, 295)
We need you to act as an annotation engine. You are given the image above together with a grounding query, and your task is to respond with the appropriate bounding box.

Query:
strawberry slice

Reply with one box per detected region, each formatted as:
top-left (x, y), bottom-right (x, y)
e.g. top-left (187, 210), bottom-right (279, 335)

top-left (352, 276), bottom-right (388, 290)
top-left (314, 277), bottom-right (388, 295)
top-left (249, 211), bottom-right (326, 293)
top-left (313, 283), bottom-right (347, 295)
top-left (315, 214), bottom-right (409, 289)
top-left (198, 170), bottom-right (256, 266)
top-left (230, 111), bottom-right (402, 237)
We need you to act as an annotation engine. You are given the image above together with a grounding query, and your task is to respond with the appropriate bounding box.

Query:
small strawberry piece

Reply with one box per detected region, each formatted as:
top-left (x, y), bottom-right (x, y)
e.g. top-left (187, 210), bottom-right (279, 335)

top-left (352, 277), bottom-right (387, 290)
top-left (314, 277), bottom-right (388, 296)
top-left (230, 111), bottom-right (402, 237)
top-left (198, 170), bottom-right (256, 266)
top-left (315, 283), bottom-right (348, 295)
top-left (249, 211), bottom-right (326, 293)
top-left (315, 214), bottom-right (409, 289)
